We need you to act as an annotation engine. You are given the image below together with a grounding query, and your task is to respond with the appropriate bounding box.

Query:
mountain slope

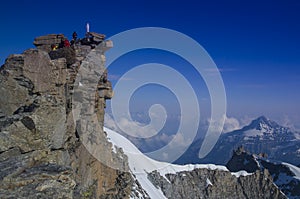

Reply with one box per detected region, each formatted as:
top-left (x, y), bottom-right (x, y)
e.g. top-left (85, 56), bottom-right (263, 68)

top-left (105, 127), bottom-right (286, 199)
top-left (105, 127), bottom-right (232, 198)
top-left (177, 116), bottom-right (300, 165)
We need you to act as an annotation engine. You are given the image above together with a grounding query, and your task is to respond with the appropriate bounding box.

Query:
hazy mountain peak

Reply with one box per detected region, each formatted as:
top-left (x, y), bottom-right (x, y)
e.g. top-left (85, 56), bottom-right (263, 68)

top-left (178, 115), bottom-right (300, 167)
top-left (247, 116), bottom-right (280, 131)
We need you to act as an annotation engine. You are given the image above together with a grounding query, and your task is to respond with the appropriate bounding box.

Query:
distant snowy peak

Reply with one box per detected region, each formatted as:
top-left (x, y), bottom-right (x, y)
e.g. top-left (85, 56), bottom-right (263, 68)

top-left (195, 116), bottom-right (300, 166)
top-left (247, 116), bottom-right (280, 130)
top-left (242, 116), bottom-right (293, 138)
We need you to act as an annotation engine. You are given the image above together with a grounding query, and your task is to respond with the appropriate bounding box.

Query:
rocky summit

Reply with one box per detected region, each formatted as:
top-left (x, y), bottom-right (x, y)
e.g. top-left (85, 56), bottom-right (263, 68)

top-left (0, 33), bottom-right (287, 198)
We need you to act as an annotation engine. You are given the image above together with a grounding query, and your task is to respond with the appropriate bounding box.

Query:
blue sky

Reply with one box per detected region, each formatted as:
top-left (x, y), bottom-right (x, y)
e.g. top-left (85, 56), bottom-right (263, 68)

top-left (1, 0), bottom-right (300, 128)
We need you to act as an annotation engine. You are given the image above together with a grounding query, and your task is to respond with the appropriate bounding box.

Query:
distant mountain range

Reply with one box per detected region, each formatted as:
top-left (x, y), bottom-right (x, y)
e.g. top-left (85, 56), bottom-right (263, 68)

top-left (176, 116), bottom-right (300, 166)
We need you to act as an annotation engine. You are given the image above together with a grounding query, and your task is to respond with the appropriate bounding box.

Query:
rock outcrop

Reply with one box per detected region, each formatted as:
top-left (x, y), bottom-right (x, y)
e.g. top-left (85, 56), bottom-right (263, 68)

top-left (227, 148), bottom-right (300, 198)
top-left (148, 168), bottom-right (284, 199)
top-left (33, 34), bottom-right (65, 52)
top-left (0, 34), bottom-right (131, 199)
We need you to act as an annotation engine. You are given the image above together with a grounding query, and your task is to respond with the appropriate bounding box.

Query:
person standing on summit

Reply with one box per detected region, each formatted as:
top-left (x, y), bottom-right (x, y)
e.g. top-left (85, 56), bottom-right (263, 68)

top-left (70, 32), bottom-right (79, 45)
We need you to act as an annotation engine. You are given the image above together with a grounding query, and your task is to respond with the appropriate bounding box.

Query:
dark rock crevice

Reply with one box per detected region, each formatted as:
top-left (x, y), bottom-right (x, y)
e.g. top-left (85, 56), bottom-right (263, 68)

top-left (13, 75), bottom-right (34, 90)
top-left (13, 102), bottom-right (39, 115)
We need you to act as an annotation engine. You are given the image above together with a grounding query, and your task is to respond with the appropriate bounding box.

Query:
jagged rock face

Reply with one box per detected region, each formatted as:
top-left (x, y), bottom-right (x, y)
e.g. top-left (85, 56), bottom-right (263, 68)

top-left (148, 168), bottom-right (285, 199)
top-left (0, 49), bottom-right (68, 152)
top-left (226, 149), bottom-right (300, 198)
top-left (0, 49), bottom-right (74, 198)
top-left (0, 36), bottom-right (131, 198)
top-left (49, 47), bottom-right (77, 66)
top-left (226, 146), bottom-right (260, 173)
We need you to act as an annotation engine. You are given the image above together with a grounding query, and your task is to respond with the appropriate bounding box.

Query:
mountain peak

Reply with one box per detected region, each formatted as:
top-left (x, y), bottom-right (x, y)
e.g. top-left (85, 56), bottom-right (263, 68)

top-left (247, 116), bottom-right (279, 130)
top-left (256, 115), bottom-right (269, 122)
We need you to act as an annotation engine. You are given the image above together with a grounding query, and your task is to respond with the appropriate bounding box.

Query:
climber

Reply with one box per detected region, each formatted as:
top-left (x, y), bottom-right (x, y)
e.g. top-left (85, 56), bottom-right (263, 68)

top-left (70, 31), bottom-right (80, 45)
top-left (51, 44), bottom-right (58, 51)
top-left (64, 37), bottom-right (71, 47)
top-left (59, 37), bottom-right (70, 48)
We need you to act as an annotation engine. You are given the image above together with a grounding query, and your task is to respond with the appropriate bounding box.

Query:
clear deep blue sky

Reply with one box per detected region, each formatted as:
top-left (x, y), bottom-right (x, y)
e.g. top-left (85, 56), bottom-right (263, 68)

top-left (1, 0), bottom-right (300, 126)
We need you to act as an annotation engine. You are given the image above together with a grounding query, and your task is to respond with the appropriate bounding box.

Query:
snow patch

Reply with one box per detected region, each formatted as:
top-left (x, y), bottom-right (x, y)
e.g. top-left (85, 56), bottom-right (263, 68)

top-left (231, 170), bottom-right (252, 177)
top-left (294, 132), bottom-right (300, 140)
top-left (206, 178), bottom-right (213, 187)
top-left (253, 155), bottom-right (261, 168)
top-left (282, 162), bottom-right (300, 180)
top-left (107, 137), bottom-right (117, 153)
top-left (244, 129), bottom-right (263, 137)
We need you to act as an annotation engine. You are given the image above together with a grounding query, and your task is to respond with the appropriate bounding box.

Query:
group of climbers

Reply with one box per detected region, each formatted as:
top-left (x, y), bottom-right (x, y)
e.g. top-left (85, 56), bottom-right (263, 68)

top-left (51, 23), bottom-right (105, 51)
top-left (47, 23), bottom-right (106, 68)
top-left (51, 34), bottom-right (72, 51)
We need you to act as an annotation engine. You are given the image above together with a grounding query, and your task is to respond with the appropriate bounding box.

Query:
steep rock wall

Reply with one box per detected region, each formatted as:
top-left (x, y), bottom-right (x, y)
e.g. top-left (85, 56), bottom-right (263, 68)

top-left (0, 34), bottom-right (131, 199)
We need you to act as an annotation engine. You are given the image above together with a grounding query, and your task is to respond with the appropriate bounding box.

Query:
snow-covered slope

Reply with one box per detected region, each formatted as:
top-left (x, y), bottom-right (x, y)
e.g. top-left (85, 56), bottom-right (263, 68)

top-left (104, 127), bottom-right (252, 198)
top-left (283, 163), bottom-right (300, 180)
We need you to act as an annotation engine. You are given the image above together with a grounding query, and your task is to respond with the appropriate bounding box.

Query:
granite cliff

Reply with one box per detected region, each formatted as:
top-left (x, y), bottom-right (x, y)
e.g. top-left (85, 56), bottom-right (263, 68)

top-left (0, 33), bottom-right (287, 198)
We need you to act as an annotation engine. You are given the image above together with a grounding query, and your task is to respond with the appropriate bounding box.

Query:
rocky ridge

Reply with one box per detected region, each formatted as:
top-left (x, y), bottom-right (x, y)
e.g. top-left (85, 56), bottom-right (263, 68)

top-left (227, 147), bottom-right (300, 199)
top-left (148, 168), bottom-right (282, 199)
